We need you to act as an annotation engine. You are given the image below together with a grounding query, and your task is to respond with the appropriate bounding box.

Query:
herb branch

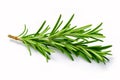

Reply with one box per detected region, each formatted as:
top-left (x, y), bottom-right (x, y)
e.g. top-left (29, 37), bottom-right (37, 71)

top-left (8, 14), bottom-right (112, 63)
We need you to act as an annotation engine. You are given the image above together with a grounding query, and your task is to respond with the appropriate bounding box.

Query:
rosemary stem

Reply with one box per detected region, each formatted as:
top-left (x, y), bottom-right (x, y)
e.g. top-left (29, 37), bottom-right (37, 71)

top-left (8, 34), bottom-right (20, 40)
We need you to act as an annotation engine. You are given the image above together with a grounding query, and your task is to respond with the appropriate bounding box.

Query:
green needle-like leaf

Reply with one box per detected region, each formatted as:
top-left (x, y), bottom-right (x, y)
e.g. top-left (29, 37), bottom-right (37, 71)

top-left (63, 14), bottom-right (74, 29)
top-left (18, 24), bottom-right (28, 37)
top-left (35, 20), bottom-right (46, 36)
top-left (8, 14), bottom-right (112, 63)
top-left (50, 14), bottom-right (62, 35)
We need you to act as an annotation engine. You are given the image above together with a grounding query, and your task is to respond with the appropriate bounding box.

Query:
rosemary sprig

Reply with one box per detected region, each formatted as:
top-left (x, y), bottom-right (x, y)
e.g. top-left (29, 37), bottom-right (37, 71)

top-left (8, 14), bottom-right (112, 63)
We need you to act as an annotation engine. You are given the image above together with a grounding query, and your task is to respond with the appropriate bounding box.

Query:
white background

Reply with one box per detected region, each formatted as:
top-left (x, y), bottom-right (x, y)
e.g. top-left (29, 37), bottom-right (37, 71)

top-left (0, 0), bottom-right (120, 80)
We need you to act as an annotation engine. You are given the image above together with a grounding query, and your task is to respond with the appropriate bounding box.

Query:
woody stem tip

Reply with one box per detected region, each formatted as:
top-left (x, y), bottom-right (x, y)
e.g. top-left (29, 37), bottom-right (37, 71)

top-left (8, 34), bottom-right (20, 40)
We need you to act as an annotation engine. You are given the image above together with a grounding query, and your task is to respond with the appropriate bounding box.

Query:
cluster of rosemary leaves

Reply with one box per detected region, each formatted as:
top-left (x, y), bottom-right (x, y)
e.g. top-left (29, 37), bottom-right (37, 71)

top-left (8, 14), bottom-right (112, 63)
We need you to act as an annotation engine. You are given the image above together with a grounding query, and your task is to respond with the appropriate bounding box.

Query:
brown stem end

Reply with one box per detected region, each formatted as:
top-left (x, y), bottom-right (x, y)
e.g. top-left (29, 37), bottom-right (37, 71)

top-left (8, 35), bottom-right (20, 40)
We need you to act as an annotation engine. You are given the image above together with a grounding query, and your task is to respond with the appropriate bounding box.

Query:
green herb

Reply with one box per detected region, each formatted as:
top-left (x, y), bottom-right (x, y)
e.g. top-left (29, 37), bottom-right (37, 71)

top-left (8, 14), bottom-right (112, 63)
